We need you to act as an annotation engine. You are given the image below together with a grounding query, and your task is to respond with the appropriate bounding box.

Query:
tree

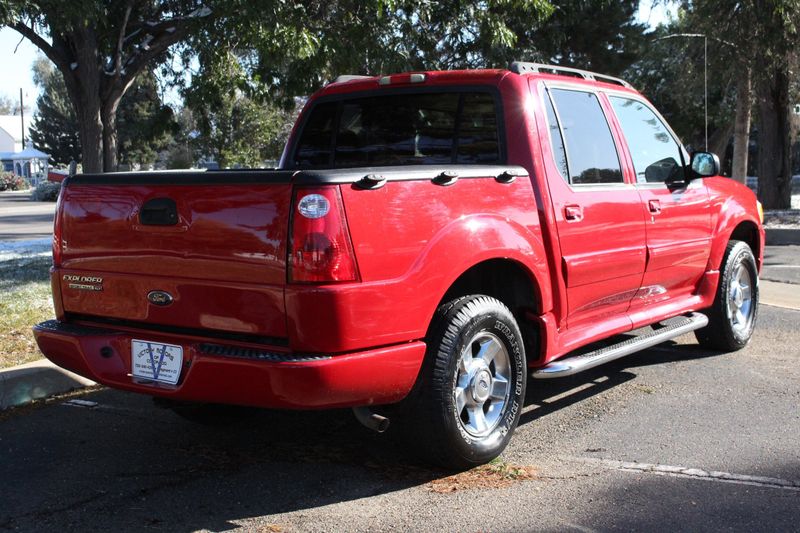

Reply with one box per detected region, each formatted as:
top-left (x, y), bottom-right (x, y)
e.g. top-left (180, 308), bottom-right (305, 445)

top-left (517, 0), bottom-right (648, 76)
top-left (627, 20), bottom-right (738, 160)
top-left (213, 0), bottom-right (554, 105)
top-left (750, 1), bottom-right (798, 209)
top-left (1, 1), bottom-right (213, 173)
top-left (31, 54), bottom-right (176, 168)
top-left (0, 94), bottom-right (15, 114)
top-left (665, 0), bottom-right (800, 208)
top-left (30, 56), bottom-right (81, 165)
top-left (116, 72), bottom-right (176, 168)
top-left (0, 92), bottom-right (30, 115)
top-left (184, 51), bottom-right (291, 168)
top-left (179, 0), bottom-right (555, 166)
top-left (5, 1), bottom-right (558, 172)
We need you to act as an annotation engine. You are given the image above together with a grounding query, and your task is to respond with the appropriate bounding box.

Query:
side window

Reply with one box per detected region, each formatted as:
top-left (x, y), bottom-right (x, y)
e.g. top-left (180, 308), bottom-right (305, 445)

top-left (609, 96), bottom-right (685, 183)
top-left (543, 91), bottom-right (569, 180)
top-left (550, 89), bottom-right (623, 185)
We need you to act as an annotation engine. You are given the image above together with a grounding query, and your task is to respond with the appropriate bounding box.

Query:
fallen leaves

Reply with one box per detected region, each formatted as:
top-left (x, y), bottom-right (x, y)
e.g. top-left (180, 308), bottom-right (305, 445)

top-left (426, 460), bottom-right (537, 493)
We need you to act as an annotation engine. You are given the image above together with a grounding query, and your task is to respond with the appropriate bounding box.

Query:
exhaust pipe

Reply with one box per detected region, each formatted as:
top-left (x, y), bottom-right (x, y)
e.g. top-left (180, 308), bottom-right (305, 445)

top-left (352, 407), bottom-right (390, 433)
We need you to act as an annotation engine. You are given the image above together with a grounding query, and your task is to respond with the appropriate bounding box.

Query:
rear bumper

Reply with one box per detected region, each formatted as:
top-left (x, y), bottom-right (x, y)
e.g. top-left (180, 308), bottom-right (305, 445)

top-left (33, 320), bottom-right (425, 409)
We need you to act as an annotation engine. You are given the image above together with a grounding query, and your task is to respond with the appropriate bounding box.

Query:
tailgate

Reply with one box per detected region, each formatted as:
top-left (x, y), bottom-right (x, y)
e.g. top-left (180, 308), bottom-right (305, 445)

top-left (58, 173), bottom-right (293, 339)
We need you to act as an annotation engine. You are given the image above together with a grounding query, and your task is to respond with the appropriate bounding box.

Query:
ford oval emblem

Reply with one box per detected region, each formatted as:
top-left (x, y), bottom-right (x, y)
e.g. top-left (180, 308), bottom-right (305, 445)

top-left (147, 290), bottom-right (174, 306)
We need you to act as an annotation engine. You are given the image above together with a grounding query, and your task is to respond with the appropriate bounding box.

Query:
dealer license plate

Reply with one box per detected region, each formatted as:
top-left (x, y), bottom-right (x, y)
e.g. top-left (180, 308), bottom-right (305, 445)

top-left (131, 340), bottom-right (183, 385)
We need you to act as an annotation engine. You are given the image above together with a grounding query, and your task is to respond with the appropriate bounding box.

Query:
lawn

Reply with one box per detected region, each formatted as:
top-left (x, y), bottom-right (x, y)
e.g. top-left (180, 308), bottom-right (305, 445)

top-left (0, 255), bottom-right (53, 368)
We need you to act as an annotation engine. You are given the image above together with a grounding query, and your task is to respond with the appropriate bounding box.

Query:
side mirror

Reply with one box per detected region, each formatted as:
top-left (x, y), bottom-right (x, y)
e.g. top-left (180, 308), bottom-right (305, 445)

top-left (690, 151), bottom-right (720, 178)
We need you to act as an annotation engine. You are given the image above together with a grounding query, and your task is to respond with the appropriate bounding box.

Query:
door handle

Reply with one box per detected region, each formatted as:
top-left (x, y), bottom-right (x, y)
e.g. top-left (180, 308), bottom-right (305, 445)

top-left (648, 199), bottom-right (661, 214)
top-left (565, 204), bottom-right (583, 221)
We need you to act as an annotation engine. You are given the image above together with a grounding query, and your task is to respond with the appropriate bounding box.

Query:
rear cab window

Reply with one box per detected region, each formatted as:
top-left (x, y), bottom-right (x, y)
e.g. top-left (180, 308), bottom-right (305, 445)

top-left (292, 90), bottom-right (503, 169)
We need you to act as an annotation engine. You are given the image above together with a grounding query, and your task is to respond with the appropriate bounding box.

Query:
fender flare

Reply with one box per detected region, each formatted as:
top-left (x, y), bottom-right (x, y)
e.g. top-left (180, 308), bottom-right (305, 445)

top-left (408, 213), bottom-right (553, 319)
top-left (706, 197), bottom-right (762, 271)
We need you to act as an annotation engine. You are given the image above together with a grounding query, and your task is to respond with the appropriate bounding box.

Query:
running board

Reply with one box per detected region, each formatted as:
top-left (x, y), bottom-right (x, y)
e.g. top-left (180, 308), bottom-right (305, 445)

top-left (531, 313), bottom-right (709, 379)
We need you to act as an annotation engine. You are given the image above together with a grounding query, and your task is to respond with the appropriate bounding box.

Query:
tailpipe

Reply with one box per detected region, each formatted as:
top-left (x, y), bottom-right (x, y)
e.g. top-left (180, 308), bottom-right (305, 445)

top-left (352, 407), bottom-right (390, 433)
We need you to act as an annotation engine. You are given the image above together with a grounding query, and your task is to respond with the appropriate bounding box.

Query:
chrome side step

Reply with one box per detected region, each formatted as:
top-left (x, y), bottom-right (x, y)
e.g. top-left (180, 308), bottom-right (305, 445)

top-left (531, 313), bottom-right (709, 379)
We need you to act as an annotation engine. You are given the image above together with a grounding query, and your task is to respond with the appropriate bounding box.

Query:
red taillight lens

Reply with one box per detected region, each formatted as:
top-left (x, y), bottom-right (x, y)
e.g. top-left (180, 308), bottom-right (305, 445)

top-left (289, 186), bottom-right (359, 283)
top-left (52, 184), bottom-right (65, 267)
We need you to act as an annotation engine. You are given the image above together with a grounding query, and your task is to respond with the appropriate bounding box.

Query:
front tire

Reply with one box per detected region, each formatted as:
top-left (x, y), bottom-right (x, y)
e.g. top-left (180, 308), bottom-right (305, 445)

top-left (695, 240), bottom-right (759, 351)
top-left (400, 296), bottom-right (527, 470)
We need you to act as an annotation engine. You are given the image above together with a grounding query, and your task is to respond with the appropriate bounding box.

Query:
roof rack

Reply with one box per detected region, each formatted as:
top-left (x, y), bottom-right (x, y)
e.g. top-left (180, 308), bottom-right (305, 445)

top-left (332, 75), bottom-right (373, 84)
top-left (509, 62), bottom-right (632, 89)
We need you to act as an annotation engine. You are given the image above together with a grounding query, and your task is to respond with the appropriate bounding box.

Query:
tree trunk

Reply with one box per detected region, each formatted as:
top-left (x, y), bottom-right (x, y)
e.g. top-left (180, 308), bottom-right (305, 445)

top-left (709, 121), bottom-right (733, 174)
top-left (757, 67), bottom-right (792, 210)
top-left (71, 27), bottom-right (105, 174)
top-left (731, 68), bottom-right (752, 184)
top-left (102, 99), bottom-right (122, 172)
top-left (76, 99), bottom-right (103, 174)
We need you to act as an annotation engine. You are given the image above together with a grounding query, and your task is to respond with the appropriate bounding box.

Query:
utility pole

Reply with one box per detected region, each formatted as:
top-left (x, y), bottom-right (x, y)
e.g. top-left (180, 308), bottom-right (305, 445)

top-left (19, 88), bottom-right (25, 150)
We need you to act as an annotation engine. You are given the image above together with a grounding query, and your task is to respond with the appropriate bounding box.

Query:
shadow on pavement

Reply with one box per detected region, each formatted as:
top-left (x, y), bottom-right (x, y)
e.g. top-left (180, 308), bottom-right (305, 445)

top-left (0, 341), bottom-right (730, 532)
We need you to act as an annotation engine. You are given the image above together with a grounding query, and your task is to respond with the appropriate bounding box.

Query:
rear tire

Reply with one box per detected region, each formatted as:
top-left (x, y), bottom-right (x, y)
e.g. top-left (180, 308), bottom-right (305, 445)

top-left (399, 295), bottom-right (526, 470)
top-left (695, 240), bottom-right (759, 351)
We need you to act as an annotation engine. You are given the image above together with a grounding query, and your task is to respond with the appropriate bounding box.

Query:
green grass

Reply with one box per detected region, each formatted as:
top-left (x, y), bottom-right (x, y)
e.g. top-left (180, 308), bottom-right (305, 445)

top-left (0, 256), bottom-right (53, 368)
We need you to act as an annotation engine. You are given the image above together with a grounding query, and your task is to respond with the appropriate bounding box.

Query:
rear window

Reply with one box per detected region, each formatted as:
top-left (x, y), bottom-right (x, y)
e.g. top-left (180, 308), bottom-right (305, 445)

top-left (292, 91), bottom-right (502, 168)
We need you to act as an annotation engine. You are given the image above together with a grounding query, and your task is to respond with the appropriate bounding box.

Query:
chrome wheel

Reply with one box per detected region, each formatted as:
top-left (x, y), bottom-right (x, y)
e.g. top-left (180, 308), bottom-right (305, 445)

top-left (727, 262), bottom-right (754, 334)
top-left (453, 331), bottom-right (511, 438)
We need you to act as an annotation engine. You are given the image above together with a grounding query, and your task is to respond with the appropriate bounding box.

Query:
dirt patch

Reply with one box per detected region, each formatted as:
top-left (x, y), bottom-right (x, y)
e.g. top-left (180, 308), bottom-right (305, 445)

top-left (426, 460), bottom-right (538, 493)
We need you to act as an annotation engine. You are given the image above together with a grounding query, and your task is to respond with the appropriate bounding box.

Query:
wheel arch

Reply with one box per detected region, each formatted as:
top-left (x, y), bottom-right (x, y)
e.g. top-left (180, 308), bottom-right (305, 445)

top-left (729, 221), bottom-right (762, 269)
top-left (708, 218), bottom-right (762, 272)
top-left (433, 258), bottom-right (544, 365)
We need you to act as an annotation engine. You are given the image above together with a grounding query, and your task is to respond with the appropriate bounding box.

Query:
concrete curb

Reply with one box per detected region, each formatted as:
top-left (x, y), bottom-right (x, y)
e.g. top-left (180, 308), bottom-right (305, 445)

top-left (765, 228), bottom-right (800, 246)
top-left (759, 280), bottom-right (800, 311)
top-left (0, 359), bottom-right (95, 410)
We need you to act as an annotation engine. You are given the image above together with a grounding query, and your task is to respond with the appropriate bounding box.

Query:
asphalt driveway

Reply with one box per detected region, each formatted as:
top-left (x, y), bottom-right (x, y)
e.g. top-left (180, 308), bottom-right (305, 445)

top-left (1, 304), bottom-right (797, 532)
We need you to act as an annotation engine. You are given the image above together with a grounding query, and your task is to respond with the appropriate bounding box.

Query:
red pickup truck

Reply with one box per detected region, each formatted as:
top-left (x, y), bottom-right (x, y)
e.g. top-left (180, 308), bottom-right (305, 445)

top-left (34, 63), bottom-right (764, 469)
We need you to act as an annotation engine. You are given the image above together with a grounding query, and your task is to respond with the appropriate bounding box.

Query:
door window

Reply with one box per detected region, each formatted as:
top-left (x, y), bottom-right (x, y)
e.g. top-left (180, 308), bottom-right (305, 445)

top-left (548, 89), bottom-right (623, 185)
top-left (609, 96), bottom-right (685, 183)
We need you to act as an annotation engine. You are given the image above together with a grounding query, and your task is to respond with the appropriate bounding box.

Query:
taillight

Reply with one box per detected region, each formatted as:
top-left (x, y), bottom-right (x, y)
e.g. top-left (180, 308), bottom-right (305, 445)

top-left (289, 186), bottom-right (359, 283)
top-left (52, 184), bottom-right (65, 267)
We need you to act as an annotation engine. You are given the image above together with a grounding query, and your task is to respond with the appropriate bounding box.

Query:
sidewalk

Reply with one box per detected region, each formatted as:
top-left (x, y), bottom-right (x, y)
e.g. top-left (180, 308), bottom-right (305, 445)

top-left (0, 359), bottom-right (95, 410)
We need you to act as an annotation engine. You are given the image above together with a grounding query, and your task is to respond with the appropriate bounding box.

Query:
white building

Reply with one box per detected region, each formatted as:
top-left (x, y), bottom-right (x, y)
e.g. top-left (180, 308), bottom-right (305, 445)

top-left (0, 114), bottom-right (49, 186)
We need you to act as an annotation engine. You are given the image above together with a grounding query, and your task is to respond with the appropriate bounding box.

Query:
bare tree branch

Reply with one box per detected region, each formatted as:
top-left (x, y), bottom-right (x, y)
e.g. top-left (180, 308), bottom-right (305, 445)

top-left (115, 3), bottom-right (134, 77)
top-left (111, 23), bottom-right (191, 104)
top-left (11, 20), bottom-right (70, 73)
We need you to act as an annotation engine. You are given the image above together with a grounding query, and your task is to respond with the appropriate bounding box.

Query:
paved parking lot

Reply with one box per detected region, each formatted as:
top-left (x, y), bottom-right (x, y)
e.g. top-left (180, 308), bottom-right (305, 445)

top-left (1, 304), bottom-right (797, 532)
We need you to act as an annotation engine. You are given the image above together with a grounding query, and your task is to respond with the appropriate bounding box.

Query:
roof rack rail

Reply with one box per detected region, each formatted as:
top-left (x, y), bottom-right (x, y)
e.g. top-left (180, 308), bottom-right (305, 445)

top-left (332, 75), bottom-right (373, 84)
top-left (509, 62), bottom-right (632, 89)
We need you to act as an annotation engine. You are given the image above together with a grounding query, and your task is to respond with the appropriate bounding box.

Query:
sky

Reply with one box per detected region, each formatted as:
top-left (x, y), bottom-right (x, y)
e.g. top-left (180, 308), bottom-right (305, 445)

top-left (0, 27), bottom-right (40, 112)
top-left (0, 1), bottom-right (676, 117)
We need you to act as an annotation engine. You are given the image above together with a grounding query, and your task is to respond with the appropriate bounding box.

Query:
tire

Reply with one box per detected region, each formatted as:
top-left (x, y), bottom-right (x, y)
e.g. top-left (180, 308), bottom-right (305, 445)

top-left (695, 240), bottom-right (759, 351)
top-left (399, 295), bottom-right (527, 470)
